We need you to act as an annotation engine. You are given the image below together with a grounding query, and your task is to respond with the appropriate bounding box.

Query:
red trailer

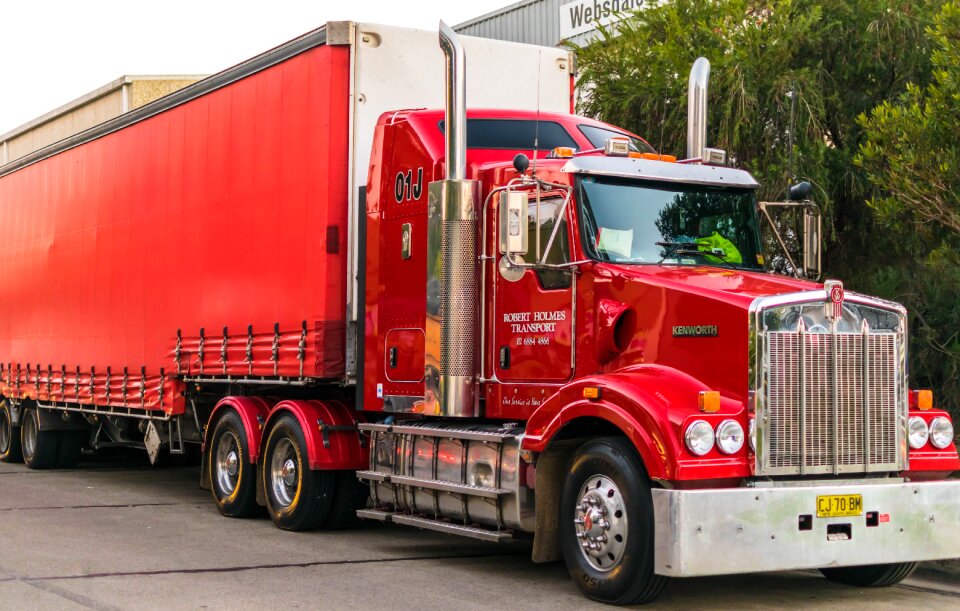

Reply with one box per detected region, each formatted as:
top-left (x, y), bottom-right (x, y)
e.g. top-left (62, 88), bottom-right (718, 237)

top-left (0, 21), bottom-right (958, 606)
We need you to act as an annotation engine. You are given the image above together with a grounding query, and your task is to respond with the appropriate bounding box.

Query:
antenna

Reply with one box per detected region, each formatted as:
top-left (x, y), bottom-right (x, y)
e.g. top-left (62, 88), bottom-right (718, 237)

top-left (787, 82), bottom-right (797, 196)
top-left (532, 50), bottom-right (542, 177)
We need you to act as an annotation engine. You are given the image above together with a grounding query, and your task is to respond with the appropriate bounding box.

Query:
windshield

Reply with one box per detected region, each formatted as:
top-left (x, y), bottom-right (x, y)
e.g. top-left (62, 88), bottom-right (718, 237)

top-left (577, 175), bottom-right (764, 270)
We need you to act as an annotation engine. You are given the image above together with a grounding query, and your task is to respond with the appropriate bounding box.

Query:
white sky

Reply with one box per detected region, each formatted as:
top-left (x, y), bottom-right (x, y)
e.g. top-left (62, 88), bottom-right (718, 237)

top-left (0, 0), bottom-right (514, 135)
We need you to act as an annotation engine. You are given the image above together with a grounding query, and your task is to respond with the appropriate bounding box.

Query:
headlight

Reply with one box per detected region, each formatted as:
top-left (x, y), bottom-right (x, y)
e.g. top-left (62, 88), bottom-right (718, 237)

top-left (908, 416), bottom-right (929, 449)
top-left (716, 419), bottom-right (745, 454)
top-left (685, 420), bottom-right (714, 456)
top-left (930, 417), bottom-right (955, 450)
top-left (748, 418), bottom-right (756, 452)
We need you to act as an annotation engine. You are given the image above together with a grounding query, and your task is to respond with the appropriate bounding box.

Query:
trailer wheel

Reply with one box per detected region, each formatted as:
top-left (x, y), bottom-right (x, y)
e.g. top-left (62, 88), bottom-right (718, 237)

top-left (208, 410), bottom-right (258, 518)
top-left (262, 414), bottom-right (334, 531)
top-left (820, 562), bottom-right (917, 587)
top-left (20, 407), bottom-right (60, 470)
top-left (560, 437), bottom-right (669, 605)
top-left (0, 401), bottom-right (23, 463)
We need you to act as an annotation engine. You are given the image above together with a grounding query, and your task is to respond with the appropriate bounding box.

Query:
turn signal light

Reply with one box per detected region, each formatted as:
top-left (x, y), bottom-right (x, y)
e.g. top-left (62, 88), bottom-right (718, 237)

top-left (913, 389), bottom-right (934, 410)
top-left (548, 146), bottom-right (575, 159)
top-left (699, 391), bottom-right (721, 413)
top-left (583, 386), bottom-right (601, 400)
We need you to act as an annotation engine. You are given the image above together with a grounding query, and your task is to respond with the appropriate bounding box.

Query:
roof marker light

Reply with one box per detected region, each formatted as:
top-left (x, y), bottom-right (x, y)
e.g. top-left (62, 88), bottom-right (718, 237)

top-left (547, 146), bottom-right (575, 159)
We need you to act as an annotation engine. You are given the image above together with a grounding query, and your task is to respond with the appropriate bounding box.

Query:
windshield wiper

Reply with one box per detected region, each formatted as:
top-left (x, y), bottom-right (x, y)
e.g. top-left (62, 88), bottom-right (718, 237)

top-left (656, 241), bottom-right (700, 265)
top-left (656, 241), bottom-right (739, 270)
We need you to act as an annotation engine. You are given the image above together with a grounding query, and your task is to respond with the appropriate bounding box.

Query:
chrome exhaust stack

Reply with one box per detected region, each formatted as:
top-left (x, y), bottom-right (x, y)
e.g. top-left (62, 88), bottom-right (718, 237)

top-left (425, 21), bottom-right (481, 417)
top-left (686, 57), bottom-right (710, 162)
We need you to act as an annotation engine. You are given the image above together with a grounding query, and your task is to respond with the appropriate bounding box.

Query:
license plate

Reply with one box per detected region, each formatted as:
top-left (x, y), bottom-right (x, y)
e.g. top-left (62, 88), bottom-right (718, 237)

top-left (817, 494), bottom-right (863, 518)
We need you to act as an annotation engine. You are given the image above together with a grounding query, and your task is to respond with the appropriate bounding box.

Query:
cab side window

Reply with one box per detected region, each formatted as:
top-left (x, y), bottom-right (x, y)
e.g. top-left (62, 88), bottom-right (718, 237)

top-left (528, 197), bottom-right (571, 290)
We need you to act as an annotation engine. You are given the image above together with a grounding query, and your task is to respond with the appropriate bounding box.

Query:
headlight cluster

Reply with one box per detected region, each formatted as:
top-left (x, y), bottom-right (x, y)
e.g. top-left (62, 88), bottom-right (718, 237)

top-left (909, 416), bottom-right (955, 450)
top-left (685, 419), bottom-right (745, 456)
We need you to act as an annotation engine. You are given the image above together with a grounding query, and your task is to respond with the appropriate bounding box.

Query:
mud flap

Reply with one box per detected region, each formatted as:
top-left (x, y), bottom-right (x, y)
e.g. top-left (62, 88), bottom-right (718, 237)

top-left (532, 443), bottom-right (575, 563)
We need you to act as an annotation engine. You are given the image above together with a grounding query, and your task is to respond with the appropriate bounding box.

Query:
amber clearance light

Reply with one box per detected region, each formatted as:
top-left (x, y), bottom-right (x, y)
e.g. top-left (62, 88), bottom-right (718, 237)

top-left (699, 391), bottom-right (721, 413)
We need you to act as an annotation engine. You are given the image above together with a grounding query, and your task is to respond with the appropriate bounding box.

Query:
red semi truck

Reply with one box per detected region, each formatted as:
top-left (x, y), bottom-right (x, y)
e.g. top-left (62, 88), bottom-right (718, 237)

top-left (0, 21), bottom-right (958, 605)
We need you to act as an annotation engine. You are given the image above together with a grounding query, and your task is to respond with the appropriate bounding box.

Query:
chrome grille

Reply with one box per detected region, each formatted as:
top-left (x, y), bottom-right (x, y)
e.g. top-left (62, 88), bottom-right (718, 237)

top-left (763, 330), bottom-right (901, 475)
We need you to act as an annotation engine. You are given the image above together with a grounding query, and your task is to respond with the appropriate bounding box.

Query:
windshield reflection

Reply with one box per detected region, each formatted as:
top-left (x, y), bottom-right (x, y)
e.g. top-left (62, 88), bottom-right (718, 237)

top-left (576, 175), bottom-right (764, 270)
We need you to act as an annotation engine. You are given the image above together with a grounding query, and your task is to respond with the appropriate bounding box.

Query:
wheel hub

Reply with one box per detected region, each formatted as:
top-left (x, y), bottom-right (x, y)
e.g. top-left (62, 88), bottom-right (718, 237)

top-left (281, 459), bottom-right (297, 486)
top-left (573, 475), bottom-right (628, 572)
top-left (214, 432), bottom-right (241, 496)
top-left (225, 451), bottom-right (239, 477)
top-left (269, 438), bottom-right (299, 508)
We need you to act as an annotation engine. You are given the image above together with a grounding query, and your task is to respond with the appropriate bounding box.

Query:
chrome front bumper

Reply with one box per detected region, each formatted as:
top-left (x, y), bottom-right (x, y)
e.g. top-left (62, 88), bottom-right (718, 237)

top-left (652, 480), bottom-right (960, 577)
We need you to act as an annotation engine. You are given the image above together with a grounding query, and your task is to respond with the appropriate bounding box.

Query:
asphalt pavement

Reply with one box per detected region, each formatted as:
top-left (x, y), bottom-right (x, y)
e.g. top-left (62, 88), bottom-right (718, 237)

top-left (0, 455), bottom-right (957, 610)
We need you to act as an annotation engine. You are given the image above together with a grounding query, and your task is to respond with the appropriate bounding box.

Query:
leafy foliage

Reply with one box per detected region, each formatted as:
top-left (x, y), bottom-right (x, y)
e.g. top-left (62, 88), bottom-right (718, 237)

top-left (857, 3), bottom-right (960, 417)
top-left (575, 0), bottom-right (960, 417)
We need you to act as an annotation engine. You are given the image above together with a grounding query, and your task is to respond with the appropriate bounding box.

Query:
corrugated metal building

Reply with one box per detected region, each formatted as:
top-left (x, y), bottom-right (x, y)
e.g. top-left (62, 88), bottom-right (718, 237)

top-left (456, 0), bottom-right (568, 47)
top-left (455, 0), bottom-right (645, 47)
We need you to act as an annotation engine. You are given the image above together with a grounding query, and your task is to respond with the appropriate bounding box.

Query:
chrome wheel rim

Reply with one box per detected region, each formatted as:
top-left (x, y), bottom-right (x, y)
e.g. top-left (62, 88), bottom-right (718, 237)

top-left (574, 475), bottom-right (628, 572)
top-left (22, 410), bottom-right (37, 461)
top-left (214, 431), bottom-right (241, 497)
top-left (0, 408), bottom-right (10, 454)
top-left (269, 438), bottom-right (298, 508)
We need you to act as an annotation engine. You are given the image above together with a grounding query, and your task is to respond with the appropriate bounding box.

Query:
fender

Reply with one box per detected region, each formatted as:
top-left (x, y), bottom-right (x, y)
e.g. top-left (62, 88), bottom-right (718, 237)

top-left (206, 396), bottom-right (273, 463)
top-left (263, 399), bottom-right (367, 470)
top-left (523, 363), bottom-right (749, 482)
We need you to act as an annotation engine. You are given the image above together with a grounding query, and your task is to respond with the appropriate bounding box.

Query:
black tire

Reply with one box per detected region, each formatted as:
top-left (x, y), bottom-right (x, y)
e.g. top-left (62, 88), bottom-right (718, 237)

top-left (20, 407), bottom-right (60, 470)
top-left (0, 401), bottom-right (23, 463)
top-left (820, 562), bottom-right (917, 587)
top-left (207, 410), bottom-right (259, 518)
top-left (262, 414), bottom-right (335, 531)
top-left (323, 471), bottom-right (369, 529)
top-left (560, 437), bottom-right (669, 605)
top-left (55, 431), bottom-right (84, 469)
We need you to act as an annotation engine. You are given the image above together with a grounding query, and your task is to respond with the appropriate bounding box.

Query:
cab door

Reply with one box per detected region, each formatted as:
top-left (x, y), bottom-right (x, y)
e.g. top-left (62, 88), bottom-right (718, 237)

top-left (492, 195), bottom-right (574, 383)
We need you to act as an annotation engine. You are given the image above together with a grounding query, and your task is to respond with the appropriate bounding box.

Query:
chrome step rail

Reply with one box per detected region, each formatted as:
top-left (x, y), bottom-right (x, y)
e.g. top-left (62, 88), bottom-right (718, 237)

top-left (356, 470), bottom-right (509, 498)
top-left (356, 509), bottom-right (514, 543)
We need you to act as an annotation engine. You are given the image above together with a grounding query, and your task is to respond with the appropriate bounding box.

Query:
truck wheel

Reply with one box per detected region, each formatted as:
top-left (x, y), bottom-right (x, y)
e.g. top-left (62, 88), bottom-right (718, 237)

top-left (322, 471), bottom-right (369, 529)
top-left (262, 414), bottom-right (334, 531)
top-left (0, 401), bottom-right (23, 463)
top-left (20, 407), bottom-right (60, 469)
top-left (820, 562), bottom-right (917, 587)
top-left (208, 410), bottom-right (258, 518)
top-left (560, 437), bottom-right (669, 605)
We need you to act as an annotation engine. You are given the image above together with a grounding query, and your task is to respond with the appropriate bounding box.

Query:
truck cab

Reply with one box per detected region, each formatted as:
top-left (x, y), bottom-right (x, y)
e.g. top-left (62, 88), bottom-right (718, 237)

top-left (357, 30), bottom-right (960, 605)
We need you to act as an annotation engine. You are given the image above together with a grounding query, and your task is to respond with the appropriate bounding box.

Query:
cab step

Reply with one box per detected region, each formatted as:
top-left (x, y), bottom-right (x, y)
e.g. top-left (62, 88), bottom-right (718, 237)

top-left (356, 509), bottom-right (514, 543)
top-left (356, 470), bottom-right (510, 498)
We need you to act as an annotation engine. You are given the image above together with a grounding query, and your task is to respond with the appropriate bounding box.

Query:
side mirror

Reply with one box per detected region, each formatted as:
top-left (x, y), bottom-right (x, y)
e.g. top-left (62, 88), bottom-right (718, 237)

top-left (802, 205), bottom-right (821, 280)
top-left (499, 191), bottom-right (528, 256)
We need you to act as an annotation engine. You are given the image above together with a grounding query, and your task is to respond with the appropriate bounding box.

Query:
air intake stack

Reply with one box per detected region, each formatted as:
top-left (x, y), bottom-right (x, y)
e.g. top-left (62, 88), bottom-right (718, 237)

top-left (425, 22), bottom-right (481, 417)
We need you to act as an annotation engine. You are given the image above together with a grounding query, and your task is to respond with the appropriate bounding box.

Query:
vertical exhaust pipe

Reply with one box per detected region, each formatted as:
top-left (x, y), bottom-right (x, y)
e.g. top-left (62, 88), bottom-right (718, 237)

top-left (687, 57), bottom-right (710, 162)
top-left (425, 21), bottom-right (481, 418)
top-left (439, 21), bottom-right (467, 180)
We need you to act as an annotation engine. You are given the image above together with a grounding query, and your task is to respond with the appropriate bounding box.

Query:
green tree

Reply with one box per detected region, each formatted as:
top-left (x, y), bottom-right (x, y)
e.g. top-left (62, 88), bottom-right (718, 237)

top-left (576, 0), bottom-right (959, 417)
top-left (858, 2), bottom-right (960, 418)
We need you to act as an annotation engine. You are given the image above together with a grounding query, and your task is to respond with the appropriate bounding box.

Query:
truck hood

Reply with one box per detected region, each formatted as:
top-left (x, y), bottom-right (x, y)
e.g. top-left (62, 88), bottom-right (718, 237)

top-left (594, 263), bottom-right (821, 308)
